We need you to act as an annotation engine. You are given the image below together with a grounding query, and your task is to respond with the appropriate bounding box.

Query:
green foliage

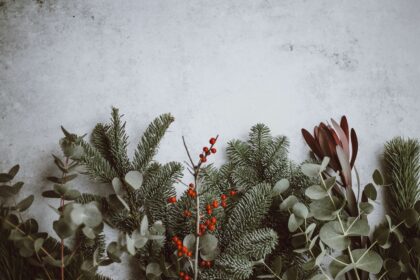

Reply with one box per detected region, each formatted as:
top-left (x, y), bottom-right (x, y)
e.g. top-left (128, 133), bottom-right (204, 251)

top-left (380, 137), bottom-right (420, 279)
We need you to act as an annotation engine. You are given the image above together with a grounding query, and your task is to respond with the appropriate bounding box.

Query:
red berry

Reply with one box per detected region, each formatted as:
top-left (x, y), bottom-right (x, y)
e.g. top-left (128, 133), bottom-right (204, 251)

top-left (221, 194), bottom-right (227, 200)
top-left (210, 148), bottom-right (217, 153)
top-left (185, 275), bottom-right (191, 280)
top-left (207, 209), bottom-right (212, 215)
top-left (201, 157), bottom-right (207, 163)
top-left (205, 219), bottom-right (211, 226)
top-left (187, 251), bottom-right (192, 257)
top-left (203, 147), bottom-right (209, 153)
top-left (212, 200), bottom-right (219, 208)
top-left (221, 201), bottom-right (227, 208)
top-left (200, 224), bottom-right (206, 231)
top-left (189, 183), bottom-right (194, 189)
top-left (177, 251), bottom-right (183, 257)
top-left (229, 190), bottom-right (237, 196)
top-left (206, 261), bottom-right (212, 267)
top-left (207, 224), bottom-right (216, 231)
top-left (210, 217), bottom-right (217, 224)
top-left (209, 138), bottom-right (216, 145)
top-left (179, 271), bottom-right (185, 277)
top-left (206, 204), bottom-right (212, 210)
top-left (200, 260), bottom-right (206, 267)
top-left (182, 246), bottom-right (188, 253)
top-left (168, 196), bottom-right (177, 203)
top-left (172, 236), bottom-right (179, 242)
top-left (199, 154), bottom-right (205, 159)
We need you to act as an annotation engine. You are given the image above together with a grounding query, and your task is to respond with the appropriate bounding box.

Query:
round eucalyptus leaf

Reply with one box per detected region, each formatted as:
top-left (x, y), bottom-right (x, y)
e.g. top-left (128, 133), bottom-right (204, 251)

top-left (53, 184), bottom-right (69, 196)
top-left (309, 196), bottom-right (342, 221)
top-left (200, 233), bottom-right (218, 254)
top-left (345, 217), bottom-right (369, 236)
top-left (183, 233), bottom-right (196, 251)
top-left (293, 202), bottom-right (308, 219)
top-left (125, 171), bottom-right (143, 190)
top-left (373, 224), bottom-right (390, 248)
top-left (53, 219), bottom-right (74, 239)
top-left (310, 274), bottom-right (329, 280)
top-left (320, 221), bottom-right (349, 251)
top-left (126, 233), bottom-right (136, 255)
top-left (288, 213), bottom-right (303, 232)
top-left (305, 185), bottom-right (327, 200)
top-left (79, 202), bottom-right (102, 228)
top-left (320, 157), bottom-right (330, 172)
top-left (271, 256), bottom-right (282, 276)
top-left (112, 177), bottom-right (124, 196)
top-left (363, 183), bottom-right (377, 200)
top-left (329, 254), bottom-right (352, 279)
top-left (301, 163), bottom-right (321, 178)
top-left (140, 215), bottom-right (149, 235)
top-left (280, 195), bottom-right (298, 211)
top-left (273, 179), bottom-right (289, 196)
top-left (352, 248), bottom-right (383, 274)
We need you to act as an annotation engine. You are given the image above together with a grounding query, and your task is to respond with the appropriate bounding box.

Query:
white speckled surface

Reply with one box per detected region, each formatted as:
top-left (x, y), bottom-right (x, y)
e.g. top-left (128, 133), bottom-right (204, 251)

top-left (1, 1), bottom-right (419, 278)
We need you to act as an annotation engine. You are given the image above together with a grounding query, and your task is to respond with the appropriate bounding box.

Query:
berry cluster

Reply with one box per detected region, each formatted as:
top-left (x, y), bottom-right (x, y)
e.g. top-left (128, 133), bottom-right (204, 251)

top-left (200, 260), bottom-right (212, 268)
top-left (199, 137), bottom-right (217, 163)
top-left (172, 236), bottom-right (192, 258)
top-left (198, 215), bottom-right (218, 236)
top-left (179, 271), bottom-right (191, 280)
top-left (187, 183), bottom-right (197, 198)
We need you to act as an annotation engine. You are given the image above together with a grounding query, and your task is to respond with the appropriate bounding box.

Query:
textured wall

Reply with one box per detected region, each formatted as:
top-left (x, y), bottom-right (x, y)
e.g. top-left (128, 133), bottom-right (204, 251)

top-left (1, 0), bottom-right (419, 278)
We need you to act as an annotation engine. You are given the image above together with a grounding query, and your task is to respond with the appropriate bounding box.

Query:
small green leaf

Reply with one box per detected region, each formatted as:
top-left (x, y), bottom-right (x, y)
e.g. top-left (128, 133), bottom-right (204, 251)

top-left (352, 248), bottom-right (383, 274)
top-left (82, 226), bottom-right (95, 239)
top-left (320, 157), bottom-right (330, 172)
top-left (140, 215), bottom-right (149, 235)
top-left (271, 256), bottom-right (282, 276)
top-left (125, 171), bottom-right (143, 190)
top-left (63, 189), bottom-right (81, 200)
top-left (16, 195), bottom-right (34, 211)
top-left (53, 219), bottom-right (74, 239)
top-left (363, 183), bottom-right (377, 200)
top-left (107, 242), bottom-right (122, 263)
top-left (280, 195), bottom-right (298, 211)
top-left (301, 163), bottom-right (321, 178)
top-left (8, 165), bottom-right (20, 179)
top-left (42, 190), bottom-right (61, 198)
top-left (309, 196), bottom-right (343, 221)
top-left (288, 214), bottom-right (303, 232)
top-left (372, 169), bottom-right (384, 185)
top-left (292, 202), bottom-right (308, 219)
top-left (359, 202), bottom-right (374, 214)
top-left (320, 221), bottom-right (349, 250)
top-left (273, 179), bottom-right (289, 196)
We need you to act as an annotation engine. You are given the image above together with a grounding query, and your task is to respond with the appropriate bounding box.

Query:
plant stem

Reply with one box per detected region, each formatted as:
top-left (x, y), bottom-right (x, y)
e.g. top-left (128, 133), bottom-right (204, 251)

top-left (194, 175), bottom-right (200, 280)
top-left (260, 261), bottom-right (283, 280)
top-left (60, 157), bottom-right (69, 280)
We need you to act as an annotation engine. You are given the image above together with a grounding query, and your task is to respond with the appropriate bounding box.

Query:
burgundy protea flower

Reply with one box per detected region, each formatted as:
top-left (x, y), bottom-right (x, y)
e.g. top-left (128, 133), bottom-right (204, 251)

top-left (301, 116), bottom-right (358, 187)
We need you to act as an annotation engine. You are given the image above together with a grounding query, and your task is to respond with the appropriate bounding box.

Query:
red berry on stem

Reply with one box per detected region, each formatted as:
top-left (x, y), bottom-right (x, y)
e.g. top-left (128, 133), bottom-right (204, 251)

top-left (189, 183), bottom-right (194, 189)
top-left (210, 148), bottom-right (217, 153)
top-left (229, 190), bottom-right (237, 196)
top-left (201, 157), bottom-right (207, 163)
top-left (212, 200), bottom-right (219, 208)
top-left (203, 147), bottom-right (209, 153)
top-left (221, 201), bottom-right (227, 208)
top-left (209, 138), bottom-right (216, 145)
top-left (208, 224), bottom-right (216, 231)
top-left (177, 251), bottom-right (183, 257)
top-left (179, 272), bottom-right (185, 277)
top-left (221, 194), bottom-right (227, 200)
top-left (210, 217), bottom-right (217, 224)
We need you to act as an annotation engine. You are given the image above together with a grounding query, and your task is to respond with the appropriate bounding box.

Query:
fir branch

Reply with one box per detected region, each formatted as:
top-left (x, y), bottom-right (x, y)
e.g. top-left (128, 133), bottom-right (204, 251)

top-left (107, 107), bottom-right (131, 177)
top-left (384, 137), bottom-right (420, 218)
top-left (225, 228), bottom-right (278, 260)
top-left (91, 123), bottom-right (113, 163)
top-left (80, 140), bottom-right (117, 182)
top-left (133, 113), bottom-right (175, 172)
top-left (215, 255), bottom-right (254, 280)
top-left (223, 183), bottom-right (273, 244)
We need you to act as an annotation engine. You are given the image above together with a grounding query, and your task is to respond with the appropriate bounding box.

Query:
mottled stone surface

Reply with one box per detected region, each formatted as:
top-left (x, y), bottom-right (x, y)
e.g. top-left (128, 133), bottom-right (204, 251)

top-left (0, 0), bottom-right (419, 278)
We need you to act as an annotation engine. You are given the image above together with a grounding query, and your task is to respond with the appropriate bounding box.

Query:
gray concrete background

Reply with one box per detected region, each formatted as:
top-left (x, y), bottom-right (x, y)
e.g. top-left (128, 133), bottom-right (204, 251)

top-left (0, 0), bottom-right (419, 278)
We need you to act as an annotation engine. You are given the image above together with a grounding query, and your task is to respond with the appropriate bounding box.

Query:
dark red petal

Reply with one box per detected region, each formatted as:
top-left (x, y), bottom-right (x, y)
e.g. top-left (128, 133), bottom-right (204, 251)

top-left (340, 116), bottom-right (349, 140)
top-left (350, 128), bottom-right (358, 167)
top-left (318, 126), bottom-right (340, 171)
top-left (329, 127), bottom-right (341, 147)
top-left (301, 128), bottom-right (323, 159)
